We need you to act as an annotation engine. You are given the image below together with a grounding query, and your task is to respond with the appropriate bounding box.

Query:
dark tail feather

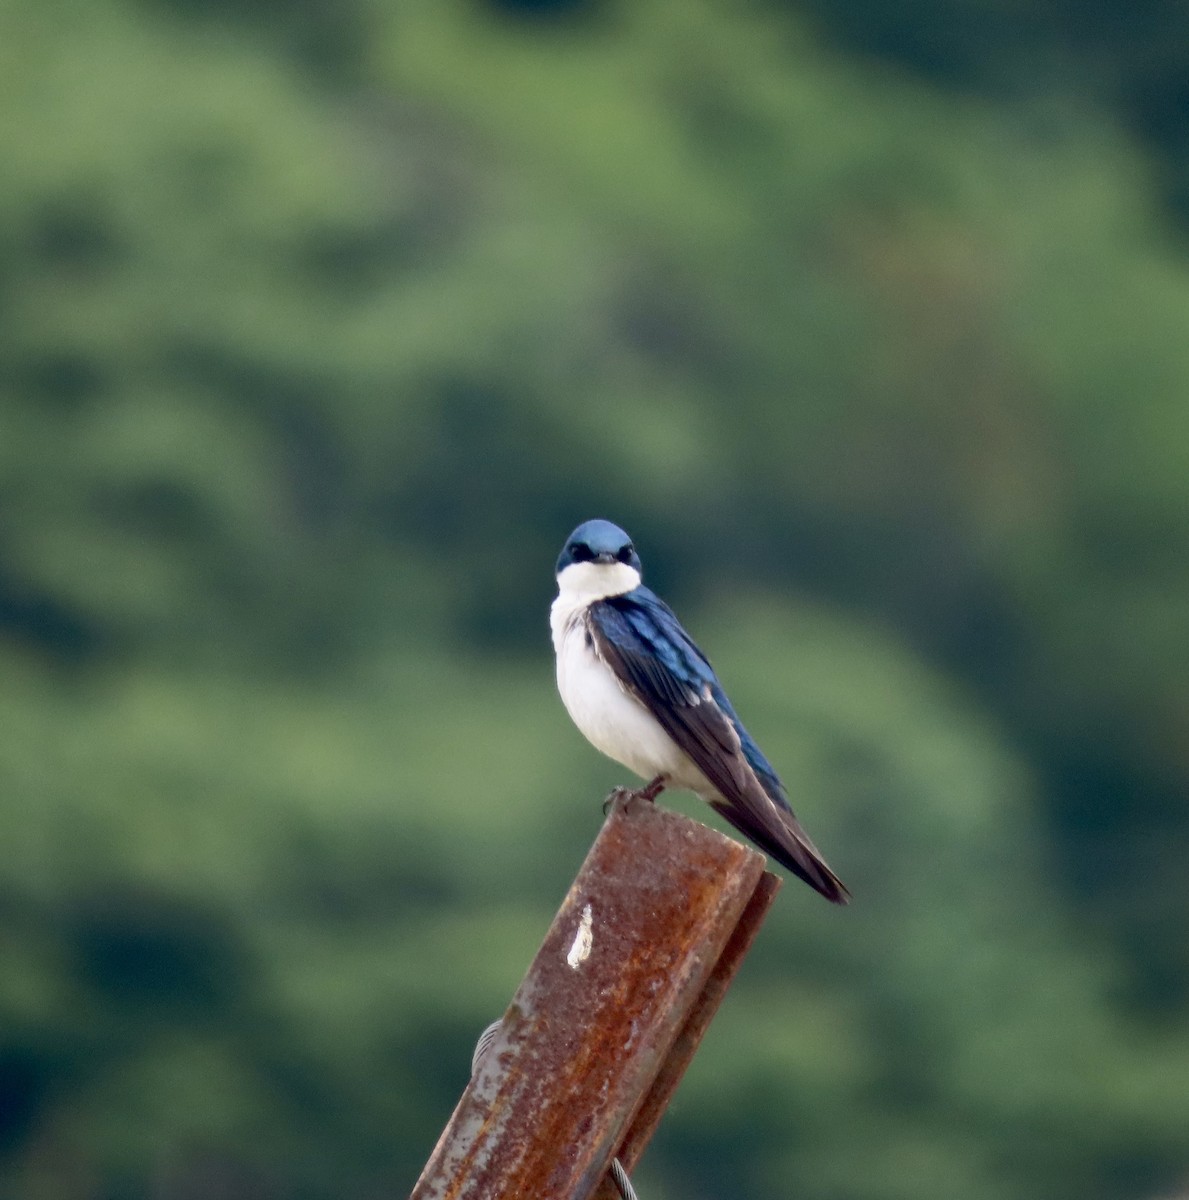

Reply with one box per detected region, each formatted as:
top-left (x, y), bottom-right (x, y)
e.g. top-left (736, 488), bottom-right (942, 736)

top-left (711, 798), bottom-right (851, 905)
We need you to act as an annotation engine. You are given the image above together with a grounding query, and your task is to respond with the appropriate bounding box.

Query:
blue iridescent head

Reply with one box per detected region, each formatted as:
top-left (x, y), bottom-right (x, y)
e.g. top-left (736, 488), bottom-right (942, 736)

top-left (555, 519), bottom-right (642, 577)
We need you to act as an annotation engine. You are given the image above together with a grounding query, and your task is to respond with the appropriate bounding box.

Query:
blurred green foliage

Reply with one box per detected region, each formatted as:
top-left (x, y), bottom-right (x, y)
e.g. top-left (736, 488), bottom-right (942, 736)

top-left (1, 0), bottom-right (1188, 1197)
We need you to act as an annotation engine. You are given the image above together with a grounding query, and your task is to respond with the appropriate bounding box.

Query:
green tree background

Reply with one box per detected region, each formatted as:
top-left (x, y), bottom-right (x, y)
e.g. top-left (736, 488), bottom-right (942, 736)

top-left (2, 0), bottom-right (1188, 1197)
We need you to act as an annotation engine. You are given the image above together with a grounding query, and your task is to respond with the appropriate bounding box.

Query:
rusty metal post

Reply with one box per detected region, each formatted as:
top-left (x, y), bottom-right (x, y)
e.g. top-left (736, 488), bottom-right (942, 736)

top-left (591, 871), bottom-right (781, 1198)
top-left (410, 793), bottom-right (776, 1200)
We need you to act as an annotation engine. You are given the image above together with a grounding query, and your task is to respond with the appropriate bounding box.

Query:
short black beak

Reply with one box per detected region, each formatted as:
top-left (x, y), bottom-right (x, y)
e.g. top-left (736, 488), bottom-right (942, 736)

top-left (594, 550), bottom-right (617, 565)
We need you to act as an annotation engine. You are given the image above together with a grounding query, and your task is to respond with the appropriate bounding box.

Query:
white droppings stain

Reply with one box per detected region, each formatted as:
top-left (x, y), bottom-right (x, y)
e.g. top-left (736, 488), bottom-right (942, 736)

top-left (566, 902), bottom-right (594, 969)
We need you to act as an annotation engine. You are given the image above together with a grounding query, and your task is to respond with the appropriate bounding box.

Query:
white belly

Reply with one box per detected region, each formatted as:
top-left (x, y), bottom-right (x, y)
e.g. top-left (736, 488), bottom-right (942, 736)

top-left (550, 598), bottom-right (705, 790)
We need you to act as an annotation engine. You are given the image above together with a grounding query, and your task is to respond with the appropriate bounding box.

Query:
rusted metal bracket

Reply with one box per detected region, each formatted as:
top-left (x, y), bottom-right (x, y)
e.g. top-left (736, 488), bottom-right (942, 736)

top-left (410, 792), bottom-right (781, 1200)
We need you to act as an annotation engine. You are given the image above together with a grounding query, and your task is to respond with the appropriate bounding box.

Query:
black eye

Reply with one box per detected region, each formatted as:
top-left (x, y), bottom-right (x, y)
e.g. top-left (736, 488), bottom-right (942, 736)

top-left (571, 542), bottom-right (593, 563)
top-left (617, 544), bottom-right (635, 563)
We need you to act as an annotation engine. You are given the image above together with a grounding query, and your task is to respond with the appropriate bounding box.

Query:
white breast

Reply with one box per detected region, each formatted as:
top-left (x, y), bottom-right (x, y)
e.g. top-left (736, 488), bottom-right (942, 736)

top-left (550, 586), bottom-right (702, 788)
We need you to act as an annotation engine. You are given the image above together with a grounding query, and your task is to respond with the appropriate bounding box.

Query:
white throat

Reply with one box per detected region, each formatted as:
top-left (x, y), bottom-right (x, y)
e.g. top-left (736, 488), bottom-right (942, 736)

top-left (555, 561), bottom-right (642, 603)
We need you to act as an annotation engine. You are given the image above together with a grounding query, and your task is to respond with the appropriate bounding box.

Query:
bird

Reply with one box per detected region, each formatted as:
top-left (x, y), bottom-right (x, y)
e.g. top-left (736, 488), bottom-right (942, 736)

top-left (550, 518), bottom-right (849, 904)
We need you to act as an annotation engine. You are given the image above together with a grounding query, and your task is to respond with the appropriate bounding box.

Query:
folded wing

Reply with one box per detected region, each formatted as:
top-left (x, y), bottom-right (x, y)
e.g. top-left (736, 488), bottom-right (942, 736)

top-left (588, 589), bottom-right (849, 904)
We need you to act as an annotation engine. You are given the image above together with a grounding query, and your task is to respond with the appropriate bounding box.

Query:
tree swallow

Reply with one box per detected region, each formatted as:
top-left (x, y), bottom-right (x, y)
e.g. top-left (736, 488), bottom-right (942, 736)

top-left (551, 519), bottom-right (849, 904)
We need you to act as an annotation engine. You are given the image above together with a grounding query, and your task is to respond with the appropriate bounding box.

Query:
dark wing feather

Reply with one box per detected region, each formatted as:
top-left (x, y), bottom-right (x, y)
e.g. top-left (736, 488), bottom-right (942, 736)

top-left (589, 597), bottom-right (747, 797)
top-left (588, 588), bottom-right (850, 904)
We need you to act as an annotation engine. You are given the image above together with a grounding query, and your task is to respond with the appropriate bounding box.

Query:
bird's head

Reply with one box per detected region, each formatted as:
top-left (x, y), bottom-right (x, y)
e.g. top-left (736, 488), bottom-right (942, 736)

top-left (555, 519), bottom-right (642, 599)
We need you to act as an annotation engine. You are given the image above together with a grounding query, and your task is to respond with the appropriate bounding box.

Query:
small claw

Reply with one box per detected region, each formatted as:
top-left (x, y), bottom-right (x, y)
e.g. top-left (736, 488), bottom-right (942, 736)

top-left (602, 786), bottom-right (635, 815)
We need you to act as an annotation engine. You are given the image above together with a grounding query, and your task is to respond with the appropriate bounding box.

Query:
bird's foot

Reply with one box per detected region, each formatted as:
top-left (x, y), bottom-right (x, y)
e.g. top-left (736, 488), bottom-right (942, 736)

top-left (602, 786), bottom-right (636, 815)
top-left (634, 774), bottom-right (668, 803)
top-left (603, 776), bottom-right (667, 815)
